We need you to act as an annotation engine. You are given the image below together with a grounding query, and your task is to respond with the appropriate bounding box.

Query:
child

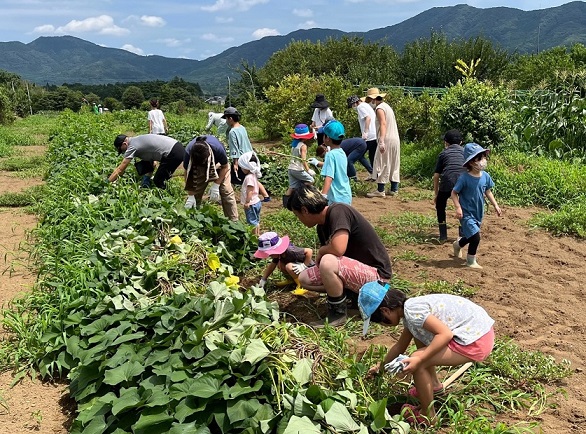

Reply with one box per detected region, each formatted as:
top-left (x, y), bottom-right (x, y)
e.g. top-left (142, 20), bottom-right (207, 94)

top-left (238, 151), bottom-right (262, 236)
top-left (316, 119), bottom-right (352, 205)
top-left (451, 143), bottom-right (502, 268)
top-left (255, 232), bottom-right (314, 292)
top-left (309, 94), bottom-right (333, 147)
top-left (147, 99), bottom-right (168, 135)
top-left (283, 124), bottom-right (315, 208)
top-left (433, 129), bottom-right (465, 242)
top-left (360, 281), bottom-right (495, 426)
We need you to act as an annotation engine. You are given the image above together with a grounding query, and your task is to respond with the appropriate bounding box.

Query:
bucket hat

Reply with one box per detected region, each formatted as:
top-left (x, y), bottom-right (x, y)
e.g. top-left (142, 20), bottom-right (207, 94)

top-left (362, 87), bottom-right (386, 100)
top-left (290, 124), bottom-right (315, 140)
top-left (358, 280), bottom-right (390, 336)
top-left (346, 95), bottom-right (361, 108)
top-left (310, 94), bottom-right (330, 109)
top-left (254, 232), bottom-right (290, 259)
top-left (462, 143), bottom-right (490, 166)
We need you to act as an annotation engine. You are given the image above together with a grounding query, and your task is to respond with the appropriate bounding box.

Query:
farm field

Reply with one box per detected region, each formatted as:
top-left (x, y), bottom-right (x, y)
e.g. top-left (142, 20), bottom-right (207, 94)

top-left (0, 111), bottom-right (584, 433)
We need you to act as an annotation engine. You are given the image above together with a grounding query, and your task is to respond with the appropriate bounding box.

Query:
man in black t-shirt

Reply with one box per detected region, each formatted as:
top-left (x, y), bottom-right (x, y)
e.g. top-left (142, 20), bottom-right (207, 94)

top-left (287, 185), bottom-right (392, 327)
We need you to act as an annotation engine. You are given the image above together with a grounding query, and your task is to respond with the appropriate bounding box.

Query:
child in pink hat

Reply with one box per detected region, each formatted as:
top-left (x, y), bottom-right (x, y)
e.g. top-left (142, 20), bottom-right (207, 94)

top-left (255, 231), bottom-right (314, 291)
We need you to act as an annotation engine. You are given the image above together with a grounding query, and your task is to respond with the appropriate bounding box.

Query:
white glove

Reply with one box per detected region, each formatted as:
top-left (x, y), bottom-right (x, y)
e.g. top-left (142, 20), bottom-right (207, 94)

top-left (259, 278), bottom-right (267, 288)
top-left (308, 158), bottom-right (319, 167)
top-left (209, 183), bottom-right (221, 202)
top-left (307, 169), bottom-right (316, 176)
top-left (362, 132), bottom-right (368, 140)
top-left (291, 262), bottom-right (308, 275)
top-left (185, 195), bottom-right (196, 209)
top-left (384, 354), bottom-right (409, 375)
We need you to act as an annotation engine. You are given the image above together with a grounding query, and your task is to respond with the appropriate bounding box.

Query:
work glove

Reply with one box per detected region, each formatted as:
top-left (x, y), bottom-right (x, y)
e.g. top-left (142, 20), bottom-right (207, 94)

top-left (384, 354), bottom-right (409, 375)
top-left (308, 158), bottom-right (319, 167)
top-left (307, 169), bottom-right (316, 176)
top-left (291, 262), bottom-right (308, 275)
top-left (259, 278), bottom-right (267, 288)
top-left (209, 183), bottom-right (221, 202)
top-left (185, 195), bottom-right (196, 209)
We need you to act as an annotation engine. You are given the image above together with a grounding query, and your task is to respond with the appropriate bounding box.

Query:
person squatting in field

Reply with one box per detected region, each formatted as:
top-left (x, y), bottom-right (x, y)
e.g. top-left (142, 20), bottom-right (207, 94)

top-left (183, 134), bottom-right (238, 221)
top-left (110, 133), bottom-right (183, 188)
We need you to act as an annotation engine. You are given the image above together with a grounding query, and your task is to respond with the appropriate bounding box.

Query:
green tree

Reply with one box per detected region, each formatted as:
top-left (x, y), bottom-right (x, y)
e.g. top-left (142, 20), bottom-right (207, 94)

top-left (103, 97), bottom-right (123, 111)
top-left (122, 86), bottom-right (145, 109)
top-left (503, 46), bottom-right (575, 89)
top-left (0, 87), bottom-right (15, 124)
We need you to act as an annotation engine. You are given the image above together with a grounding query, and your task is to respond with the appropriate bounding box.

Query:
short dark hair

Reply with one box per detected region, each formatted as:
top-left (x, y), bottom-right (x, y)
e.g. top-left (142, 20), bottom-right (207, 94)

top-left (316, 144), bottom-right (328, 158)
top-left (150, 99), bottom-right (159, 108)
top-left (226, 114), bottom-right (241, 122)
top-left (287, 184), bottom-right (328, 214)
top-left (370, 288), bottom-right (407, 323)
top-left (114, 134), bottom-right (127, 154)
top-left (190, 136), bottom-right (211, 166)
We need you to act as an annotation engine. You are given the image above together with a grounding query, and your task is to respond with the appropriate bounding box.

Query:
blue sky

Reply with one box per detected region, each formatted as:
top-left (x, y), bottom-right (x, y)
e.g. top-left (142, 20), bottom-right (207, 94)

top-left (0, 0), bottom-right (577, 60)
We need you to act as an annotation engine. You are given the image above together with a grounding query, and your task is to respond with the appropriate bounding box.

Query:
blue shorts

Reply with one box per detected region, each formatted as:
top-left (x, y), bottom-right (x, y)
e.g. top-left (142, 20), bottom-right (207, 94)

top-left (245, 202), bottom-right (261, 226)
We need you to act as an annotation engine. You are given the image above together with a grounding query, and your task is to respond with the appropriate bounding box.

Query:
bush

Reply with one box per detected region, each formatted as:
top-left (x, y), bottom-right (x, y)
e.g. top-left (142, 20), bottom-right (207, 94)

top-left (436, 78), bottom-right (514, 147)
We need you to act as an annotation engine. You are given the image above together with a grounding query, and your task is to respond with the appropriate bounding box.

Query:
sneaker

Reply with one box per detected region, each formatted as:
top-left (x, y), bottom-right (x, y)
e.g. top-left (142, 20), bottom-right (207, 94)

top-left (366, 190), bottom-right (386, 198)
top-left (262, 196), bottom-right (271, 202)
top-left (310, 314), bottom-right (348, 328)
top-left (388, 190), bottom-right (398, 196)
top-left (453, 238), bottom-right (462, 258)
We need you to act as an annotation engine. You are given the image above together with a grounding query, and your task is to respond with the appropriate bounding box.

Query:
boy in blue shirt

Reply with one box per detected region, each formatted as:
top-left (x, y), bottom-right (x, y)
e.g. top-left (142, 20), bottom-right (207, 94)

top-left (317, 120), bottom-right (352, 205)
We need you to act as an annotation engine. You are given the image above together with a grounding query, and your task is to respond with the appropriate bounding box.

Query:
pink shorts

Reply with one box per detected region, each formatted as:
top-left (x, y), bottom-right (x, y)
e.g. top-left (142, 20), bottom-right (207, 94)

top-left (304, 256), bottom-right (381, 291)
top-left (448, 327), bottom-right (495, 362)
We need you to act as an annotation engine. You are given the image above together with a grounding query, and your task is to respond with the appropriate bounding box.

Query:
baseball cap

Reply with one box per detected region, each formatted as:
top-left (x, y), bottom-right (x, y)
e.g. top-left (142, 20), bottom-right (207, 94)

top-left (221, 107), bottom-right (240, 118)
top-left (322, 120), bottom-right (345, 141)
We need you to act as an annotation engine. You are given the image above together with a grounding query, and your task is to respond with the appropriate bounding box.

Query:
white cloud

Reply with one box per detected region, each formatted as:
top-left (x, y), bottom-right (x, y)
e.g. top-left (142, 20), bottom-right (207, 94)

top-left (140, 15), bottom-right (166, 27)
top-left (51, 15), bottom-right (129, 36)
top-left (298, 20), bottom-right (316, 29)
top-left (201, 33), bottom-right (235, 43)
top-left (33, 24), bottom-right (56, 33)
top-left (201, 0), bottom-right (269, 13)
top-left (252, 28), bottom-right (280, 39)
top-left (121, 44), bottom-right (144, 55)
top-left (293, 8), bottom-right (313, 18)
top-left (157, 37), bottom-right (191, 48)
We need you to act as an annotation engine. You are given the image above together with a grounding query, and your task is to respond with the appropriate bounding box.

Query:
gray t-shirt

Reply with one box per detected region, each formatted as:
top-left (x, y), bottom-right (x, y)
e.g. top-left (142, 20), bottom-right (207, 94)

top-left (403, 294), bottom-right (494, 346)
top-left (124, 134), bottom-right (178, 161)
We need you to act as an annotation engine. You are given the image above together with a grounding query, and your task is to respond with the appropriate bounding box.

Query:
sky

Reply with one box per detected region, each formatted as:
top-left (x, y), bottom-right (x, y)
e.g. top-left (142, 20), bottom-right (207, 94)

top-left (0, 0), bottom-right (578, 60)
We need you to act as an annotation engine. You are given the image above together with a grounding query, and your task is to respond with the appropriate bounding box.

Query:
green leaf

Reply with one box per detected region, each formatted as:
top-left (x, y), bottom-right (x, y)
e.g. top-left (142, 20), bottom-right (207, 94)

top-left (282, 415), bottom-right (321, 434)
top-left (242, 339), bottom-right (270, 365)
top-left (169, 376), bottom-right (221, 400)
top-left (368, 398), bottom-right (390, 432)
top-left (112, 387), bottom-right (141, 415)
top-left (291, 358), bottom-right (312, 385)
top-left (104, 360), bottom-right (145, 385)
top-left (175, 396), bottom-right (207, 423)
top-left (324, 402), bottom-right (360, 432)
top-left (112, 331), bottom-right (145, 345)
top-left (227, 398), bottom-right (261, 424)
top-left (79, 415), bottom-right (107, 434)
top-left (224, 379), bottom-right (263, 399)
top-left (131, 407), bottom-right (174, 433)
top-left (169, 423), bottom-right (211, 434)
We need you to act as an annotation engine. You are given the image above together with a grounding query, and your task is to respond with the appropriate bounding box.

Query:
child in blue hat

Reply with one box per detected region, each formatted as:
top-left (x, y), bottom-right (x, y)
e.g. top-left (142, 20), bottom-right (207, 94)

top-left (359, 281), bottom-right (495, 426)
top-left (450, 143), bottom-right (502, 268)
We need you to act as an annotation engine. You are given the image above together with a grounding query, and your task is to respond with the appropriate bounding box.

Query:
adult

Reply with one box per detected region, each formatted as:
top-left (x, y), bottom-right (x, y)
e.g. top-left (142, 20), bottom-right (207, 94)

top-left (364, 88), bottom-right (401, 198)
top-left (433, 129), bottom-right (465, 241)
top-left (309, 94), bottom-right (333, 147)
top-left (347, 95), bottom-right (377, 173)
top-left (287, 184), bottom-right (392, 327)
top-left (110, 134), bottom-right (184, 189)
top-left (184, 135), bottom-right (238, 221)
top-left (147, 99), bottom-right (168, 135)
top-left (205, 111), bottom-right (228, 139)
top-left (222, 106), bottom-right (253, 185)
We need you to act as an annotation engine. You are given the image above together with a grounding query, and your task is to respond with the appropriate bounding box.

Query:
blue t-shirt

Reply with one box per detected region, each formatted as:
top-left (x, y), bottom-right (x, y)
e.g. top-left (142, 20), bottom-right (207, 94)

top-left (183, 135), bottom-right (228, 170)
top-left (453, 171), bottom-right (495, 238)
top-left (321, 147), bottom-right (352, 205)
top-left (228, 125), bottom-right (253, 160)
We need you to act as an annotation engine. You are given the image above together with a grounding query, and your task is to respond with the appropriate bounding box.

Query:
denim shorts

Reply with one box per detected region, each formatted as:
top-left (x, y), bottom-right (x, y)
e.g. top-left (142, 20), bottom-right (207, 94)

top-left (245, 202), bottom-right (261, 226)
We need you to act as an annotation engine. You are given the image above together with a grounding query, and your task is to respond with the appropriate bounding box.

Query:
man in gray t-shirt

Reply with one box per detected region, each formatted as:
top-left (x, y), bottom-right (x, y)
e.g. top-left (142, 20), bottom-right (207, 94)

top-left (109, 134), bottom-right (184, 188)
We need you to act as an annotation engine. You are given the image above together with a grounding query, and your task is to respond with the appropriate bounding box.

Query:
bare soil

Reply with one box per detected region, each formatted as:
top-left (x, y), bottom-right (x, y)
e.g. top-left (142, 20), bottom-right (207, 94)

top-left (0, 149), bottom-right (585, 432)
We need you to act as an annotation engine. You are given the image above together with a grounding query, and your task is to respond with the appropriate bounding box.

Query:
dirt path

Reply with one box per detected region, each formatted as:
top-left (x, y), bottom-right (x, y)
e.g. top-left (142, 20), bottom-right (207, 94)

top-left (269, 190), bottom-right (586, 433)
top-left (0, 164), bottom-right (70, 432)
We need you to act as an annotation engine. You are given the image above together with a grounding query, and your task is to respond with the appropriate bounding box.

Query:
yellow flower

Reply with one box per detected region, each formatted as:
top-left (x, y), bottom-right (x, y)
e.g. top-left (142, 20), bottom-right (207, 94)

top-left (224, 275), bottom-right (240, 288)
top-left (207, 253), bottom-right (221, 271)
top-left (169, 235), bottom-right (183, 245)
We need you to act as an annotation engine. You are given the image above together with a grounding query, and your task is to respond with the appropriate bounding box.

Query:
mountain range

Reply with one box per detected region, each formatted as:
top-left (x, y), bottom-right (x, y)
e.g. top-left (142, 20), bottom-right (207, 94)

top-left (1, 2), bottom-right (585, 94)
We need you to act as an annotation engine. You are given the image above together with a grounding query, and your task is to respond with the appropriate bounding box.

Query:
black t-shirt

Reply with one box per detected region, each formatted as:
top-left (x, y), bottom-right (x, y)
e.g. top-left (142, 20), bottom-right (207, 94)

top-left (271, 244), bottom-right (314, 266)
top-left (434, 144), bottom-right (465, 192)
top-left (317, 203), bottom-right (392, 279)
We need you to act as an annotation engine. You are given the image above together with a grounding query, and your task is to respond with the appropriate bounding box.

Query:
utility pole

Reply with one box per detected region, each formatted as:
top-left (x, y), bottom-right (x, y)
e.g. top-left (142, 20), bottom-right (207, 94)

top-left (227, 76), bottom-right (231, 107)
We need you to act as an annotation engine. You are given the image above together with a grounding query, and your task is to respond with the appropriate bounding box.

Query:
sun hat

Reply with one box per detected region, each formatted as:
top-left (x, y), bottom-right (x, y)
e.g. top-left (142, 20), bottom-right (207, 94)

top-left (290, 124), bottom-right (315, 140)
top-left (362, 87), bottom-right (387, 101)
top-left (114, 134), bottom-right (127, 154)
top-left (254, 232), bottom-right (290, 259)
top-left (358, 280), bottom-right (390, 336)
top-left (322, 119), bottom-right (345, 141)
top-left (462, 143), bottom-right (490, 166)
top-left (310, 94), bottom-right (330, 109)
top-left (443, 129), bottom-right (463, 145)
top-left (221, 106), bottom-right (240, 118)
top-left (346, 95), bottom-right (361, 108)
